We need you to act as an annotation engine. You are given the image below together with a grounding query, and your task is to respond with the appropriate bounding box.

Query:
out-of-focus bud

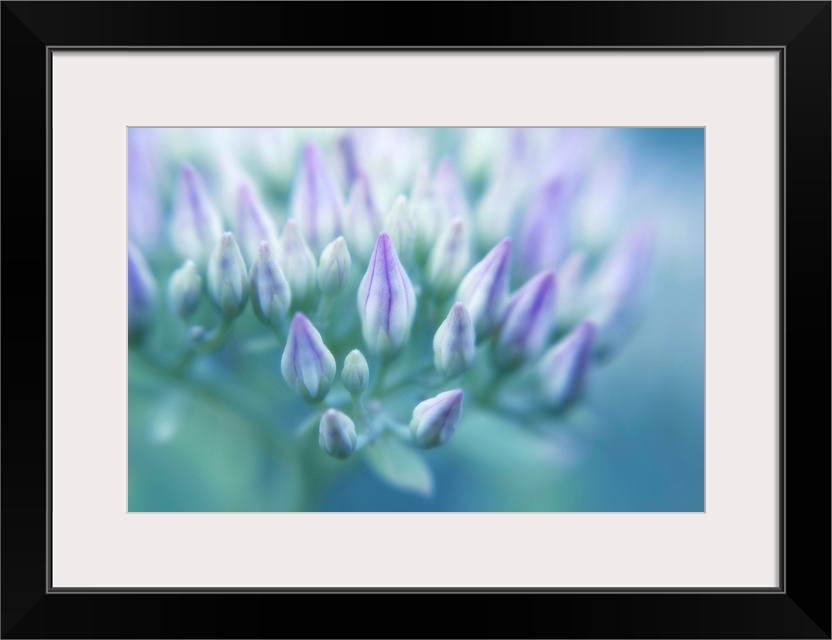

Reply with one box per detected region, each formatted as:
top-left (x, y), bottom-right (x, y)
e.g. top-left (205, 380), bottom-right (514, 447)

top-left (410, 389), bottom-right (464, 449)
top-left (357, 232), bottom-right (417, 356)
top-left (538, 320), bottom-right (596, 410)
top-left (317, 236), bottom-right (351, 296)
top-left (474, 172), bottom-right (525, 249)
top-left (433, 303), bottom-right (476, 377)
top-left (556, 251), bottom-right (589, 329)
top-left (235, 182), bottom-right (279, 265)
top-left (588, 224), bottom-right (656, 356)
top-left (289, 143), bottom-right (344, 253)
top-left (343, 172), bottom-right (382, 262)
top-left (206, 232), bottom-right (249, 319)
top-left (128, 129), bottom-right (162, 251)
top-left (410, 163), bottom-right (443, 261)
top-left (250, 241), bottom-right (291, 329)
top-left (494, 270), bottom-right (558, 368)
top-left (167, 260), bottom-right (202, 321)
top-left (517, 179), bottom-right (572, 278)
top-left (383, 195), bottom-right (415, 262)
top-left (434, 158), bottom-right (469, 220)
top-left (425, 217), bottom-right (471, 297)
top-left (341, 349), bottom-right (369, 395)
top-left (277, 219), bottom-right (318, 307)
top-left (318, 409), bottom-right (358, 459)
top-left (170, 164), bottom-right (222, 264)
top-left (281, 313), bottom-right (337, 403)
top-left (455, 237), bottom-right (512, 337)
top-left (128, 244), bottom-right (158, 344)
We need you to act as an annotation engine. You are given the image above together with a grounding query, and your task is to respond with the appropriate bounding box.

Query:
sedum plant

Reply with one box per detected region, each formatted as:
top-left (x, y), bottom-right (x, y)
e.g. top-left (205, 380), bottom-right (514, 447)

top-left (128, 127), bottom-right (655, 510)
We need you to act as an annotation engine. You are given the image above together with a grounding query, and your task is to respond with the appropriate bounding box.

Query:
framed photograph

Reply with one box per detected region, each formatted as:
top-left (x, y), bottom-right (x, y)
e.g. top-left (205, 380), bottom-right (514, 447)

top-left (2, 2), bottom-right (829, 638)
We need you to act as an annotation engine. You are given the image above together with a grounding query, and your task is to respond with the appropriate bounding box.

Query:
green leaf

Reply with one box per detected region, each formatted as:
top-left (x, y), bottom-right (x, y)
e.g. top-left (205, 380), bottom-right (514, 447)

top-left (364, 436), bottom-right (435, 498)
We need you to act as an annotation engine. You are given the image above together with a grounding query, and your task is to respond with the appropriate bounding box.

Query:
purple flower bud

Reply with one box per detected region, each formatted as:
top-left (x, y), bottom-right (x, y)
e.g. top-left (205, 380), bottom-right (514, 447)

top-left (167, 260), bottom-right (202, 321)
top-left (235, 182), bottom-right (279, 265)
top-left (410, 389), bottom-right (464, 449)
top-left (383, 195), bottom-right (415, 262)
top-left (250, 241), bottom-right (291, 329)
top-left (433, 303), bottom-right (476, 377)
top-left (318, 409), bottom-right (358, 459)
top-left (517, 179), bottom-right (573, 277)
top-left (281, 313), bottom-right (337, 403)
top-left (128, 244), bottom-right (157, 343)
top-left (206, 232), bottom-right (249, 319)
top-left (538, 320), bottom-right (596, 410)
top-left (277, 219), bottom-right (318, 307)
top-left (426, 217), bottom-right (471, 297)
top-left (357, 232), bottom-right (417, 356)
top-left (455, 238), bottom-right (512, 337)
top-left (343, 172), bottom-right (382, 261)
top-left (170, 164), bottom-right (222, 264)
top-left (494, 270), bottom-right (558, 368)
top-left (290, 143), bottom-right (344, 253)
top-left (434, 158), bottom-right (469, 220)
top-left (317, 236), bottom-right (351, 296)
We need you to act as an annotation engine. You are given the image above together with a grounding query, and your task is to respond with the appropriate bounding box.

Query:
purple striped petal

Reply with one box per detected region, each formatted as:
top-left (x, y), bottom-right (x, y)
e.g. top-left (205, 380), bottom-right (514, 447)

top-left (433, 302), bottom-right (476, 377)
top-left (281, 313), bottom-right (336, 403)
top-left (410, 389), bottom-right (464, 449)
top-left (357, 232), bottom-right (417, 355)
top-left (250, 241), bottom-right (291, 328)
top-left (455, 237), bottom-right (512, 337)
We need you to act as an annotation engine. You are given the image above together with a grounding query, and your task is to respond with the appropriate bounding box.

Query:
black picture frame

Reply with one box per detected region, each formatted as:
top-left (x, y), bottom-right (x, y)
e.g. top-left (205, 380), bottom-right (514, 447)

top-left (2, 2), bottom-right (829, 638)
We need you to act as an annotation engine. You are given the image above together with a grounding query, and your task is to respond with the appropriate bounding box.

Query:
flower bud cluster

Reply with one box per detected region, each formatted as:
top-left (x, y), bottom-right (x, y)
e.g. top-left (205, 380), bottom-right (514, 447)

top-left (128, 129), bottom-right (656, 486)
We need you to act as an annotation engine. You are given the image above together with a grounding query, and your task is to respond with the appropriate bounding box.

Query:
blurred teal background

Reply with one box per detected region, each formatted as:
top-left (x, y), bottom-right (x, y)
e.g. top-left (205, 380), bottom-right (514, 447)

top-left (128, 127), bottom-right (704, 512)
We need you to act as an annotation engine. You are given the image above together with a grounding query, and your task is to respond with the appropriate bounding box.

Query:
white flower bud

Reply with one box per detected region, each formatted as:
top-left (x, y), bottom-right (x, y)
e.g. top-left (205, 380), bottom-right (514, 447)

top-left (433, 303), bottom-right (476, 377)
top-left (343, 172), bottom-right (382, 262)
top-left (425, 217), bottom-right (471, 297)
top-left (318, 409), bottom-right (358, 459)
top-left (383, 195), bottom-right (415, 262)
top-left (410, 389), bottom-right (464, 449)
top-left (317, 236), bottom-right (351, 296)
top-left (341, 349), bottom-right (369, 395)
top-left (167, 260), bottom-right (202, 320)
top-left (277, 219), bottom-right (318, 307)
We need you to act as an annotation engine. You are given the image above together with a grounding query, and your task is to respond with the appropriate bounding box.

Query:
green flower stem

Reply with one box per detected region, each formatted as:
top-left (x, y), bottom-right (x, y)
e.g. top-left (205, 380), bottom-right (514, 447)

top-left (368, 356), bottom-right (391, 396)
top-left (314, 293), bottom-right (336, 327)
top-left (190, 317), bottom-right (234, 352)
